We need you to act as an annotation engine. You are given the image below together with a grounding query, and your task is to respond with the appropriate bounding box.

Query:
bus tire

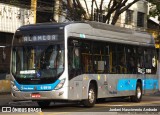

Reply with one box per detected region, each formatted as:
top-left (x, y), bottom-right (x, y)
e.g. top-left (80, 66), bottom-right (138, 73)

top-left (83, 83), bottom-right (96, 107)
top-left (131, 82), bottom-right (142, 102)
top-left (37, 101), bottom-right (51, 107)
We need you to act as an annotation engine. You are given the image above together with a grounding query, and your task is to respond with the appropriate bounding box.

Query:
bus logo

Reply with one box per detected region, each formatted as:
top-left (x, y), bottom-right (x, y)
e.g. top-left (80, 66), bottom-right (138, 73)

top-left (34, 86), bottom-right (37, 91)
top-left (36, 71), bottom-right (41, 78)
top-left (21, 86), bottom-right (23, 90)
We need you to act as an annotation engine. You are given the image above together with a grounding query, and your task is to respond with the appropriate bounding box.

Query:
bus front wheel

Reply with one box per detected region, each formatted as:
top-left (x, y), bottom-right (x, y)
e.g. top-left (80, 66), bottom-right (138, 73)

top-left (83, 83), bottom-right (96, 107)
top-left (131, 82), bottom-right (142, 102)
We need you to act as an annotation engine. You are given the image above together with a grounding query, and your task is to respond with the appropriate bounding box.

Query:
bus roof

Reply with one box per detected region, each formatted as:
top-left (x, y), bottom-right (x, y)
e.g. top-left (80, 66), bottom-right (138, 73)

top-left (16, 21), bottom-right (155, 47)
top-left (66, 21), bottom-right (155, 47)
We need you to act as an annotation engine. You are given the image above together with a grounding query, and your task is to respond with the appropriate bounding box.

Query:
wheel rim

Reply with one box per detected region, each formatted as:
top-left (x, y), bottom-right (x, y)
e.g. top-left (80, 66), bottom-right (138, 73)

top-left (137, 87), bottom-right (141, 99)
top-left (88, 89), bottom-right (95, 103)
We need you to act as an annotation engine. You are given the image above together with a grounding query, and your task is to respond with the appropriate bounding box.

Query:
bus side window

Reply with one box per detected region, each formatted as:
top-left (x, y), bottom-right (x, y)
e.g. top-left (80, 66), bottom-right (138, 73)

top-left (68, 39), bottom-right (81, 79)
top-left (151, 50), bottom-right (157, 74)
top-left (72, 48), bottom-right (80, 69)
top-left (110, 44), bottom-right (117, 73)
top-left (81, 41), bottom-right (92, 73)
top-left (68, 47), bottom-right (72, 71)
top-left (137, 47), bottom-right (145, 74)
top-left (126, 47), bottom-right (137, 74)
top-left (117, 45), bottom-right (126, 74)
top-left (144, 48), bottom-right (157, 74)
top-left (93, 42), bottom-right (106, 73)
top-left (128, 57), bottom-right (136, 73)
top-left (68, 47), bottom-right (80, 70)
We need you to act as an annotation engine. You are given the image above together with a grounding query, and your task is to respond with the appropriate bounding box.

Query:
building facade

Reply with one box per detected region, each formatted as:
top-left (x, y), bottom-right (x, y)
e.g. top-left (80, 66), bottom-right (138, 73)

top-left (120, 0), bottom-right (148, 30)
top-left (0, 3), bottom-right (34, 92)
top-left (55, 0), bottom-right (148, 31)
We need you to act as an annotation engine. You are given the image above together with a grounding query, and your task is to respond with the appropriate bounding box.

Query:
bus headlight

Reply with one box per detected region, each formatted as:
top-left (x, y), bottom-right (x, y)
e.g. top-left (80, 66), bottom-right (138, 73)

top-left (13, 85), bottom-right (19, 91)
top-left (55, 79), bottom-right (65, 90)
top-left (11, 82), bottom-right (19, 91)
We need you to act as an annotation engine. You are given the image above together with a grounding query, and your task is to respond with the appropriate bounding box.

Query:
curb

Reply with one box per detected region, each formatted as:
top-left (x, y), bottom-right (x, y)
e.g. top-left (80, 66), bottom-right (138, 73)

top-left (0, 92), bottom-right (11, 95)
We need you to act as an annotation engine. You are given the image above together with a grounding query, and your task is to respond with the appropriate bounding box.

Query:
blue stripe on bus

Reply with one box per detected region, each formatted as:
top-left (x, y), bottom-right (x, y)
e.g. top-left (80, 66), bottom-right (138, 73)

top-left (14, 80), bottom-right (60, 91)
top-left (117, 79), bottom-right (137, 91)
top-left (143, 79), bottom-right (159, 90)
top-left (117, 78), bottom-right (158, 91)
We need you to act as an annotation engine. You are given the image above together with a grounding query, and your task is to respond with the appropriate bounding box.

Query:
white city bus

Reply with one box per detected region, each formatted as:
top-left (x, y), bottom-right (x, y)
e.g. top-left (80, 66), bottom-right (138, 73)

top-left (11, 21), bottom-right (158, 107)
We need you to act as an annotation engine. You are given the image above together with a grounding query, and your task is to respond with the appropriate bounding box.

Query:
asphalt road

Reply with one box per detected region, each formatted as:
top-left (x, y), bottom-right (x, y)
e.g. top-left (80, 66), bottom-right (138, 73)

top-left (0, 94), bottom-right (160, 115)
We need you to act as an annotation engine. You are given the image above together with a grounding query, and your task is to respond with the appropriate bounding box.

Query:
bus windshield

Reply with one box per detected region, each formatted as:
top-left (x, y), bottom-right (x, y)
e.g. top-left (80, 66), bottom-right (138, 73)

top-left (12, 44), bottom-right (64, 84)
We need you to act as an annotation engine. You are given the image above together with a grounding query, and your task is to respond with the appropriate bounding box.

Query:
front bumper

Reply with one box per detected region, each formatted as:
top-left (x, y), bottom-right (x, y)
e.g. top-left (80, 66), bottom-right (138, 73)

top-left (11, 87), bottom-right (68, 101)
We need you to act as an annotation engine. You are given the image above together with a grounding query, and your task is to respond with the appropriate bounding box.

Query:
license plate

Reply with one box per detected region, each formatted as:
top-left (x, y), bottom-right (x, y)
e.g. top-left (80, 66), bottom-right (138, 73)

top-left (31, 93), bottom-right (41, 98)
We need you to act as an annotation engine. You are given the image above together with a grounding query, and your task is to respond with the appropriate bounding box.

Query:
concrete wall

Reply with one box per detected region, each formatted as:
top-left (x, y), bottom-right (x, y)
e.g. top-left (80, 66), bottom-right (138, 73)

top-left (0, 3), bottom-right (34, 33)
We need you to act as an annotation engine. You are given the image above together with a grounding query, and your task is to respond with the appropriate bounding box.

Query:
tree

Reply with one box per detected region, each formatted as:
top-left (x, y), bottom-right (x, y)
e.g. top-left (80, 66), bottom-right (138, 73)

top-left (61, 0), bottom-right (88, 21)
top-left (148, 0), bottom-right (160, 44)
top-left (58, 0), bottom-right (140, 25)
top-left (104, 0), bottom-right (139, 25)
top-left (148, 0), bottom-right (160, 21)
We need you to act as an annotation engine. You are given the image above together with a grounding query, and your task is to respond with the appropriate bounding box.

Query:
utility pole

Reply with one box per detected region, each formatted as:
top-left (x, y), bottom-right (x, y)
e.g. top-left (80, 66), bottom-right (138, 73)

top-left (31, 0), bottom-right (37, 24)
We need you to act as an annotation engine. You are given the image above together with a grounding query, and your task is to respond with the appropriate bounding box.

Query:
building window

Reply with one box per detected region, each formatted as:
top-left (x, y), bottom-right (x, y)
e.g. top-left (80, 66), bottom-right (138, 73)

top-left (94, 9), bottom-right (105, 22)
top-left (125, 10), bottom-right (133, 25)
top-left (137, 12), bottom-right (144, 27)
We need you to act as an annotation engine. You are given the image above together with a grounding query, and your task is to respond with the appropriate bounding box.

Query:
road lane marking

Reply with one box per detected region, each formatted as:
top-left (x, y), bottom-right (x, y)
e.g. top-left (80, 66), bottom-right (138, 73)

top-left (39, 112), bottom-right (44, 115)
top-left (38, 101), bottom-right (160, 115)
top-left (6, 98), bottom-right (157, 115)
top-left (96, 101), bottom-right (160, 107)
top-left (46, 112), bottom-right (70, 115)
top-left (0, 114), bottom-right (34, 115)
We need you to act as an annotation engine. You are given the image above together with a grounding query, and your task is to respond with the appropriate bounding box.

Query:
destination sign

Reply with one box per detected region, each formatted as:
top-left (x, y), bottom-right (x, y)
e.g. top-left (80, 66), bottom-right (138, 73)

top-left (23, 35), bottom-right (58, 42)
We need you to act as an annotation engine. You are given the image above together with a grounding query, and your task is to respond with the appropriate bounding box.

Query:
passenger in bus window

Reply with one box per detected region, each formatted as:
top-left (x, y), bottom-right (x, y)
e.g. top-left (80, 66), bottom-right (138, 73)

top-left (119, 56), bottom-right (126, 73)
top-left (73, 48), bottom-right (80, 69)
top-left (120, 56), bottom-right (125, 66)
top-left (128, 57), bottom-right (136, 74)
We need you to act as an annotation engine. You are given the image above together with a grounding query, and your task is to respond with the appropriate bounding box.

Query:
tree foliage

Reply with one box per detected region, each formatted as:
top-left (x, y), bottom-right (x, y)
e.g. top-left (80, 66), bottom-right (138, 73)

top-left (148, 0), bottom-right (160, 21)
top-left (61, 0), bottom-right (140, 25)
top-left (104, 0), bottom-right (140, 24)
top-left (2, 0), bottom-right (140, 25)
top-left (148, 0), bottom-right (160, 43)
